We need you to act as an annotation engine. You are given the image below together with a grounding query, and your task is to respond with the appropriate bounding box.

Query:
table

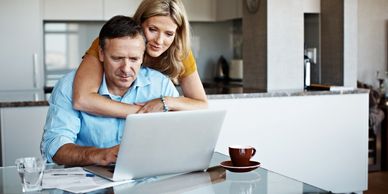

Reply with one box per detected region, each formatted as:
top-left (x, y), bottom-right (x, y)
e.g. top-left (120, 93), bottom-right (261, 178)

top-left (0, 153), bottom-right (329, 193)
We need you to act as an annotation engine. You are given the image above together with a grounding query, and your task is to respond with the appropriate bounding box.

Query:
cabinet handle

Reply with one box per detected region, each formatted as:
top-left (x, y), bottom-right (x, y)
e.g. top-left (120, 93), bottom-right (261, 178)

top-left (33, 53), bottom-right (39, 88)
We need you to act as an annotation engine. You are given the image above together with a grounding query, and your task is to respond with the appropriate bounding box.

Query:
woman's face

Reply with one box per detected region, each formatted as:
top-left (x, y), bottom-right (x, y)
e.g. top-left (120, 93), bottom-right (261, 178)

top-left (142, 16), bottom-right (178, 58)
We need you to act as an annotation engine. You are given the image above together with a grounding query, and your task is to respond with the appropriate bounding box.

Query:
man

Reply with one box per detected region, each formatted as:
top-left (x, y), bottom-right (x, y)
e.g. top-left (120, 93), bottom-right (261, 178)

top-left (41, 15), bottom-right (179, 166)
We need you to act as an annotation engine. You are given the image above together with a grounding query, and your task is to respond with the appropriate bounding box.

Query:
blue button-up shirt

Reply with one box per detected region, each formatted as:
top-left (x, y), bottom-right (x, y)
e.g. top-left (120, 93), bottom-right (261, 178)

top-left (41, 67), bottom-right (179, 162)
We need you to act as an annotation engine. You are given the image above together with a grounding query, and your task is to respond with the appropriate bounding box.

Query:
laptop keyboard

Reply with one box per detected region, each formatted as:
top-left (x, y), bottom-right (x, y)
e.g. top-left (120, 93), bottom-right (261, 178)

top-left (107, 165), bottom-right (115, 173)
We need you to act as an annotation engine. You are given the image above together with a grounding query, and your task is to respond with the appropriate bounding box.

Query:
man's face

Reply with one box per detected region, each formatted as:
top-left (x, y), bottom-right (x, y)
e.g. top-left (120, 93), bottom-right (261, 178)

top-left (99, 35), bottom-right (145, 96)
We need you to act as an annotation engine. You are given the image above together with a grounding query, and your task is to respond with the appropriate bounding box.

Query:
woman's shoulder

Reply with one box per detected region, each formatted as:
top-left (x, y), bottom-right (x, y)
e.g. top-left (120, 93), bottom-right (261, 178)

top-left (180, 50), bottom-right (197, 78)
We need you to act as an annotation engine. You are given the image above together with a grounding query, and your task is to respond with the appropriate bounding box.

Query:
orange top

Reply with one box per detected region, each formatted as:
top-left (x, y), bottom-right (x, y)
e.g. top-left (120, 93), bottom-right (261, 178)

top-left (86, 38), bottom-right (197, 78)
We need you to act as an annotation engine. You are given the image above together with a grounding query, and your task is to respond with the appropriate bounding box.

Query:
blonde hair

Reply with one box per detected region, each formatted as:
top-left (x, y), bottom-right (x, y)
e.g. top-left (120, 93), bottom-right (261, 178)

top-left (134, 0), bottom-right (191, 78)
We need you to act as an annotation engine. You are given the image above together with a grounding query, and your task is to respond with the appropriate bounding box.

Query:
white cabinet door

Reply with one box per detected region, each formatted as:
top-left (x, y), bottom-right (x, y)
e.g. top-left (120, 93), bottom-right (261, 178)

top-left (0, 106), bottom-right (48, 166)
top-left (0, 0), bottom-right (43, 91)
top-left (304, 0), bottom-right (320, 13)
top-left (182, 0), bottom-right (217, 21)
top-left (216, 0), bottom-right (242, 21)
top-left (104, 0), bottom-right (143, 20)
top-left (43, 0), bottom-right (104, 20)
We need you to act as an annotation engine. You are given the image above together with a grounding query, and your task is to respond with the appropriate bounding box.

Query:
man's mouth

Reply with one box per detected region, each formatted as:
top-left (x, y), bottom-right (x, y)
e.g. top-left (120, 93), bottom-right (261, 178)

top-left (118, 73), bottom-right (133, 79)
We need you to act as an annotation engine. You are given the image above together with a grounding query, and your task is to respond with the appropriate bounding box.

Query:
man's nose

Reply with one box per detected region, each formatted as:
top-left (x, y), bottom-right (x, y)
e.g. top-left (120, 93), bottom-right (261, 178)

top-left (121, 59), bottom-right (132, 73)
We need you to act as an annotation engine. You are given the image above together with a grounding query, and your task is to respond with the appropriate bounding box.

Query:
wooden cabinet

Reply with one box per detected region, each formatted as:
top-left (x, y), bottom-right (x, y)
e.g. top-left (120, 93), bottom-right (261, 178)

top-left (0, 0), bottom-right (44, 91)
top-left (0, 106), bottom-right (49, 166)
top-left (43, 0), bottom-right (104, 20)
top-left (103, 0), bottom-right (142, 20)
top-left (216, 0), bottom-right (242, 21)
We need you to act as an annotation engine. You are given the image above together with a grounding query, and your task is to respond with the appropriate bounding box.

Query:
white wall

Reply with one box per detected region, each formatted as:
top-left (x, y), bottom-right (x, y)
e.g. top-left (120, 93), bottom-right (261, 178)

top-left (267, 0), bottom-right (304, 90)
top-left (209, 93), bottom-right (368, 193)
top-left (344, 0), bottom-right (358, 87)
top-left (358, 0), bottom-right (388, 87)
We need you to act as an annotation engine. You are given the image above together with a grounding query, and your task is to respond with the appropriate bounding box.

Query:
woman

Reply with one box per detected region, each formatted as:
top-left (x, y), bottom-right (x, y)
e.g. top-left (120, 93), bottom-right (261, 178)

top-left (72, 0), bottom-right (207, 118)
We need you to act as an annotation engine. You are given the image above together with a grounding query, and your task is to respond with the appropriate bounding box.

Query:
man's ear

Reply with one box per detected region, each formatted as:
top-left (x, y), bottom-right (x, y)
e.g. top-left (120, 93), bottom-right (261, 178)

top-left (98, 46), bottom-right (104, 62)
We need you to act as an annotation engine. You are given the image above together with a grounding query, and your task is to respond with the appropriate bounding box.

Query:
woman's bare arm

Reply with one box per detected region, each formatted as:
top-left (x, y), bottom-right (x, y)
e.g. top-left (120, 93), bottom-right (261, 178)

top-left (168, 70), bottom-right (208, 110)
top-left (138, 70), bottom-right (208, 113)
top-left (72, 54), bottom-right (141, 118)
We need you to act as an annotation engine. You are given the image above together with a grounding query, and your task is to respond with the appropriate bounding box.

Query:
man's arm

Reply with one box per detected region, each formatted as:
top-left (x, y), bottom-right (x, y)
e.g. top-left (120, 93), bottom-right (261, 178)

top-left (53, 143), bottom-right (119, 166)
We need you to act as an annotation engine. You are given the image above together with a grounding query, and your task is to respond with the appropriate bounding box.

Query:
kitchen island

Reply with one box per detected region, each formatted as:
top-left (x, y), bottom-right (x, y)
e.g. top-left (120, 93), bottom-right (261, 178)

top-left (208, 88), bottom-right (369, 194)
top-left (0, 89), bottom-right (369, 193)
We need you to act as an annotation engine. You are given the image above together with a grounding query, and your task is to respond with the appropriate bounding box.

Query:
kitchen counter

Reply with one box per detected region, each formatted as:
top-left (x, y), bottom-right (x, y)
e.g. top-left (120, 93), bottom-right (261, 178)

top-left (0, 90), bottom-right (48, 108)
top-left (0, 89), bottom-right (368, 107)
top-left (207, 88), bottom-right (368, 99)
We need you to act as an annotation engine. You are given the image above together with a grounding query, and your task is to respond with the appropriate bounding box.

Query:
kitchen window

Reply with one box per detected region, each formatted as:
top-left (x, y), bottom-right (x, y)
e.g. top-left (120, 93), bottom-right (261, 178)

top-left (44, 21), bottom-right (103, 87)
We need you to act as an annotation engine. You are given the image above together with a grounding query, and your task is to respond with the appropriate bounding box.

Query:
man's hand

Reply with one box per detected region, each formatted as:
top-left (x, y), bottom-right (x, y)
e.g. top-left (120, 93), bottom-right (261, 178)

top-left (91, 145), bottom-right (120, 166)
top-left (53, 144), bottom-right (120, 166)
top-left (137, 98), bottom-right (164, 113)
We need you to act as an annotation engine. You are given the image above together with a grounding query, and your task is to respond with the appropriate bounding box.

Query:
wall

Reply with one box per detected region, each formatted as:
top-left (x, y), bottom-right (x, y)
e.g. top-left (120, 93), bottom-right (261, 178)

top-left (320, 0), bottom-right (344, 86)
top-left (358, 0), bottom-right (388, 87)
top-left (243, 0), bottom-right (305, 90)
top-left (243, 0), bottom-right (267, 89)
top-left (344, 0), bottom-right (358, 87)
top-left (267, 0), bottom-right (304, 90)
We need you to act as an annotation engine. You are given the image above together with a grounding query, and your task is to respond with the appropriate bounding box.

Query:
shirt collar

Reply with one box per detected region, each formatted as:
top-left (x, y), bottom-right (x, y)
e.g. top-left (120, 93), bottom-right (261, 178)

top-left (98, 67), bottom-right (151, 98)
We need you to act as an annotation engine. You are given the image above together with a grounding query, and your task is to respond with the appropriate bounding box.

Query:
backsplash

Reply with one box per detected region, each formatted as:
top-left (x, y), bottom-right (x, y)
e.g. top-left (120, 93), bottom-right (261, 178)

top-left (189, 19), bottom-right (242, 82)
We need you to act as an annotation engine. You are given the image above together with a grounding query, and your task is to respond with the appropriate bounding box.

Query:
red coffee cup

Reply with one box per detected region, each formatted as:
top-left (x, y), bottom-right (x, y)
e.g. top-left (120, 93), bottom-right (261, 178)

top-left (229, 145), bottom-right (256, 167)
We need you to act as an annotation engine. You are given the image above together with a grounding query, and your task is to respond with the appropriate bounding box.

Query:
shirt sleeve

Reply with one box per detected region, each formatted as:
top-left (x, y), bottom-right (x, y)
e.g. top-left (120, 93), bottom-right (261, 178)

top-left (84, 37), bottom-right (100, 59)
top-left (180, 51), bottom-right (197, 79)
top-left (41, 73), bottom-right (81, 163)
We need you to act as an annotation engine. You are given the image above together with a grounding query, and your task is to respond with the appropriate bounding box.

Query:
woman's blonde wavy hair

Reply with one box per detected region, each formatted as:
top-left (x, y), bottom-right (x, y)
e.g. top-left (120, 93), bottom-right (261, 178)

top-left (134, 0), bottom-right (191, 79)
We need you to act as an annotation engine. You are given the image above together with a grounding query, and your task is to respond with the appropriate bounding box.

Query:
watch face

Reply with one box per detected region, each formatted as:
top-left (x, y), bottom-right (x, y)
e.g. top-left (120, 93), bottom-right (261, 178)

top-left (246, 0), bottom-right (260, 13)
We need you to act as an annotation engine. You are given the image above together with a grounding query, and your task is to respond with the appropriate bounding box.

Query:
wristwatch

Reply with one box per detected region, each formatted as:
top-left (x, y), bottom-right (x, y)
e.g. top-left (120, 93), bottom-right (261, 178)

top-left (246, 0), bottom-right (260, 14)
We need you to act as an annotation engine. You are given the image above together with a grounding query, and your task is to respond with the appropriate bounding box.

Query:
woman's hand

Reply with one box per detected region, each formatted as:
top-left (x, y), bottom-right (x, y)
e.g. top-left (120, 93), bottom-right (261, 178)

top-left (137, 98), bottom-right (164, 113)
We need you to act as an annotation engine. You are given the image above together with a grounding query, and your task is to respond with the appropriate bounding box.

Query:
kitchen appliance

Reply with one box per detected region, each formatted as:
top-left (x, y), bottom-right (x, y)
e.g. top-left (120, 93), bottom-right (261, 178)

top-left (304, 55), bottom-right (311, 88)
top-left (229, 59), bottom-right (243, 81)
top-left (214, 56), bottom-right (229, 82)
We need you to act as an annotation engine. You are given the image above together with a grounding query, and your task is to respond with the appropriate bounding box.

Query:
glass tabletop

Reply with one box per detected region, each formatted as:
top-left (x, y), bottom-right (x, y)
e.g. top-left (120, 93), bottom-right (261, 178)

top-left (0, 152), bottom-right (329, 194)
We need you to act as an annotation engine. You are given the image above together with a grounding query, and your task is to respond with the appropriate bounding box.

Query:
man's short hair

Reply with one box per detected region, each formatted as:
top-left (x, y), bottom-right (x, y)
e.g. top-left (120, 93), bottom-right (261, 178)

top-left (99, 15), bottom-right (145, 50)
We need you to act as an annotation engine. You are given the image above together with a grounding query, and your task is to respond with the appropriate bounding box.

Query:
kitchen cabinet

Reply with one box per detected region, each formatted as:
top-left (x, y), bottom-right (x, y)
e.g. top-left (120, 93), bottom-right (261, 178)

top-left (43, 0), bottom-right (145, 21)
top-left (216, 0), bottom-right (242, 21)
top-left (104, 0), bottom-right (142, 20)
top-left (43, 0), bottom-right (104, 21)
top-left (0, 0), bottom-right (44, 91)
top-left (304, 0), bottom-right (320, 13)
top-left (0, 106), bottom-right (48, 166)
top-left (43, 0), bottom-right (242, 22)
top-left (182, 0), bottom-right (217, 21)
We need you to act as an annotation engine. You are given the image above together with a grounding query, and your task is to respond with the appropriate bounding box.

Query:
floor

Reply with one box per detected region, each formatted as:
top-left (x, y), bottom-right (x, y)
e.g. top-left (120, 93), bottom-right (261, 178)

top-left (365, 170), bottom-right (388, 194)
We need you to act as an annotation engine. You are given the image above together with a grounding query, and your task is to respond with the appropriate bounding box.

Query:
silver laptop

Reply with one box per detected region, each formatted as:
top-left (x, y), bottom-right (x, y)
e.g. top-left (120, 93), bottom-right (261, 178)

top-left (84, 109), bottom-right (226, 181)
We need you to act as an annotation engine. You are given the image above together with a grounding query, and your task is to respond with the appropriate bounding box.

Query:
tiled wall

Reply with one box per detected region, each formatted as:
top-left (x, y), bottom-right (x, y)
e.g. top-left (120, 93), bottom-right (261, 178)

top-left (243, 0), bottom-right (267, 89)
top-left (321, 0), bottom-right (344, 86)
